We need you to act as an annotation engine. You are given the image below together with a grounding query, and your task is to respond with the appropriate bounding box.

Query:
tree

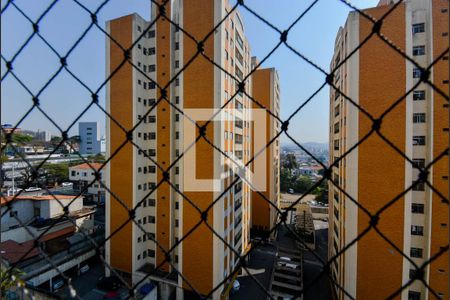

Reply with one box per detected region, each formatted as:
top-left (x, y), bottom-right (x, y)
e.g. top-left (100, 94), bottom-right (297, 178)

top-left (11, 133), bottom-right (33, 145)
top-left (293, 176), bottom-right (313, 194)
top-left (282, 153), bottom-right (298, 170)
top-left (42, 163), bottom-right (69, 184)
top-left (50, 136), bottom-right (62, 145)
top-left (314, 179), bottom-right (329, 203)
top-left (0, 266), bottom-right (24, 296)
top-left (280, 168), bottom-right (293, 192)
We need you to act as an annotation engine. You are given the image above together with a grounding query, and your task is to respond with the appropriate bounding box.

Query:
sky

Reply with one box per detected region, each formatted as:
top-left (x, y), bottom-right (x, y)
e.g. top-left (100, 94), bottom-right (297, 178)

top-left (1, 0), bottom-right (379, 144)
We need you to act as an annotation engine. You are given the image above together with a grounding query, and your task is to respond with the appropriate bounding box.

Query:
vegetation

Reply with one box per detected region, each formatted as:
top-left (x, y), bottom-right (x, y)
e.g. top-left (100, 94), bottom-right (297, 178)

top-left (0, 266), bottom-right (24, 296)
top-left (87, 153), bottom-right (105, 163)
top-left (11, 133), bottom-right (33, 145)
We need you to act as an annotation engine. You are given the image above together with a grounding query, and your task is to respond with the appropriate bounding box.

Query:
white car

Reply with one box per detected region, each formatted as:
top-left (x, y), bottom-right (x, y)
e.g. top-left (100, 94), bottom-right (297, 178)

top-left (279, 256), bottom-right (291, 261)
top-left (25, 187), bottom-right (42, 192)
top-left (61, 182), bottom-right (73, 187)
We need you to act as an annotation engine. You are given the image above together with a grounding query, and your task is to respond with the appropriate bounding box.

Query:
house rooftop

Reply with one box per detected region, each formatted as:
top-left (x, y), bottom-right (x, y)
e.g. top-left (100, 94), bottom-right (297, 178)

top-left (69, 163), bottom-right (103, 170)
top-left (1, 194), bottom-right (80, 206)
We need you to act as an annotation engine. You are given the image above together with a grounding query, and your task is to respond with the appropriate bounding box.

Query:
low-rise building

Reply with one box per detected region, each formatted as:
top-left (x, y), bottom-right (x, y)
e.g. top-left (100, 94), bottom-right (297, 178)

top-left (69, 163), bottom-right (105, 203)
top-left (0, 194), bottom-right (99, 291)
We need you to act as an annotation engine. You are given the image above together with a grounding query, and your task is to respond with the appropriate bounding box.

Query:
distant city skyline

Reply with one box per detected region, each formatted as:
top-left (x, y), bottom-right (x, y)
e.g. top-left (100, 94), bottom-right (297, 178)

top-left (2, 0), bottom-right (378, 144)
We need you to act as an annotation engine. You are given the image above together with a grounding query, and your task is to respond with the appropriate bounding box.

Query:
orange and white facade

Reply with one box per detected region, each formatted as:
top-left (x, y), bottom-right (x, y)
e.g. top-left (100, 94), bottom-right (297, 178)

top-left (329, 0), bottom-right (448, 299)
top-left (105, 1), bottom-right (263, 298)
top-left (250, 60), bottom-right (281, 236)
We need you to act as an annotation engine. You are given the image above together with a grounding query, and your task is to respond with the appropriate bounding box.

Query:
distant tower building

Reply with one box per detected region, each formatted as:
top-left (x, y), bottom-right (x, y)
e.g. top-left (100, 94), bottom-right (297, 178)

top-left (329, 0), bottom-right (448, 299)
top-left (35, 130), bottom-right (51, 142)
top-left (79, 122), bottom-right (101, 155)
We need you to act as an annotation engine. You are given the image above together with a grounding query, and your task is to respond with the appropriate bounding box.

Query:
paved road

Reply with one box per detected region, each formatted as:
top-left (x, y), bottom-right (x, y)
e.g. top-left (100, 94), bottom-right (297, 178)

top-left (303, 228), bottom-right (332, 300)
top-left (230, 243), bottom-right (277, 300)
top-left (55, 259), bottom-right (105, 299)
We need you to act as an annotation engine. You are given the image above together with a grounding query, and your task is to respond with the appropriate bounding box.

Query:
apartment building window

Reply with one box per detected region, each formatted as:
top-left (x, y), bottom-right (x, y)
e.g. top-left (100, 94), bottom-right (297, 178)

top-left (137, 44), bottom-right (141, 49)
top-left (412, 181), bottom-right (425, 191)
top-left (408, 291), bottom-right (421, 300)
top-left (149, 216), bottom-right (155, 223)
top-left (143, 82), bottom-right (147, 89)
top-left (137, 254), bottom-right (141, 260)
top-left (138, 236), bottom-right (142, 243)
top-left (413, 90), bottom-right (425, 100)
top-left (137, 26), bottom-right (142, 32)
top-left (148, 199), bottom-right (155, 206)
top-left (412, 136), bottom-right (425, 145)
top-left (412, 45), bottom-right (425, 56)
top-left (148, 47), bottom-right (155, 55)
top-left (225, 50), bottom-right (229, 60)
top-left (148, 149), bottom-right (156, 156)
top-left (175, 42), bottom-right (179, 50)
top-left (143, 251), bottom-right (147, 258)
top-left (175, 131), bottom-right (180, 139)
top-left (410, 247), bottom-right (423, 258)
top-left (412, 159), bottom-right (425, 169)
top-left (149, 64), bottom-right (156, 72)
top-left (138, 79), bottom-right (142, 85)
top-left (411, 225), bottom-right (424, 236)
top-left (413, 67), bottom-right (422, 78)
top-left (143, 48), bottom-right (147, 56)
top-left (334, 139), bottom-right (339, 150)
top-left (175, 96), bottom-right (180, 104)
top-left (149, 82), bottom-right (156, 89)
top-left (149, 98), bottom-right (156, 106)
top-left (175, 114), bottom-right (180, 122)
top-left (412, 203), bottom-right (424, 214)
top-left (412, 23), bottom-right (425, 34)
top-left (175, 167), bottom-right (179, 175)
top-left (149, 132), bottom-right (156, 140)
top-left (148, 250), bottom-right (155, 257)
top-left (143, 99), bottom-right (147, 106)
top-left (149, 116), bottom-right (156, 123)
top-left (334, 122), bottom-right (340, 134)
top-left (143, 217), bottom-right (147, 224)
top-left (175, 202), bottom-right (179, 209)
top-left (138, 184), bottom-right (142, 190)
top-left (149, 166), bottom-right (156, 173)
top-left (175, 60), bottom-right (180, 68)
top-left (225, 29), bottom-right (229, 40)
top-left (175, 78), bottom-right (180, 86)
top-left (148, 30), bottom-right (155, 38)
top-left (413, 113), bottom-right (426, 123)
top-left (175, 219), bottom-right (179, 228)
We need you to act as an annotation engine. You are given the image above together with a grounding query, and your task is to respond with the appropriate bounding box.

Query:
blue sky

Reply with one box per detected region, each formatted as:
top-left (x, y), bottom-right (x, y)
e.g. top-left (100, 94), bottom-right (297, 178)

top-left (1, 0), bottom-right (379, 143)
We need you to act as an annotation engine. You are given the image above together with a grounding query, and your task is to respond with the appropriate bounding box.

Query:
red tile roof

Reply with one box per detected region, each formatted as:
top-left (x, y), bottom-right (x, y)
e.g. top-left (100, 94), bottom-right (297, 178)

top-left (69, 163), bottom-right (103, 170)
top-left (0, 226), bottom-right (76, 264)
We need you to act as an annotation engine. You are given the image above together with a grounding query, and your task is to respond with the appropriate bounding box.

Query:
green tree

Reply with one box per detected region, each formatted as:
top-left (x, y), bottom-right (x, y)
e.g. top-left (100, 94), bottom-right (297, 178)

top-left (50, 136), bottom-right (62, 144)
top-left (280, 168), bottom-right (293, 192)
top-left (314, 179), bottom-right (329, 203)
top-left (0, 266), bottom-right (24, 296)
top-left (11, 133), bottom-right (33, 145)
top-left (42, 163), bottom-right (69, 184)
top-left (293, 176), bottom-right (313, 194)
top-left (282, 153), bottom-right (298, 170)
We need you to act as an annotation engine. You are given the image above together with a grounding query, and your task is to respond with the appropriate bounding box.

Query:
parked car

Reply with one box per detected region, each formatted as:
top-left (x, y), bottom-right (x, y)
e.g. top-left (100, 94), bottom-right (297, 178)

top-left (62, 182), bottom-right (73, 187)
top-left (25, 187), bottom-right (42, 192)
top-left (97, 276), bottom-right (121, 291)
top-left (79, 264), bottom-right (90, 274)
top-left (52, 278), bottom-right (65, 291)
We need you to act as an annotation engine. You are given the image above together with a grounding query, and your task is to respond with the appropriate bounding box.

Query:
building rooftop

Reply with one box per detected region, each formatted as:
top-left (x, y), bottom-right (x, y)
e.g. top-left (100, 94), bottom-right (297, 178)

top-left (69, 163), bottom-right (103, 170)
top-left (0, 194), bottom-right (80, 206)
top-left (0, 226), bottom-right (75, 264)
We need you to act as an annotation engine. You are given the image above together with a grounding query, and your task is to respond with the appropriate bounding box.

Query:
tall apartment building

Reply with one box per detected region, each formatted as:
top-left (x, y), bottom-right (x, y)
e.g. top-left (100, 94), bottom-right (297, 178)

top-left (105, 1), bottom-right (261, 298)
top-left (79, 122), bottom-right (101, 155)
top-left (328, 0), bottom-right (449, 299)
top-left (250, 59), bottom-right (281, 236)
